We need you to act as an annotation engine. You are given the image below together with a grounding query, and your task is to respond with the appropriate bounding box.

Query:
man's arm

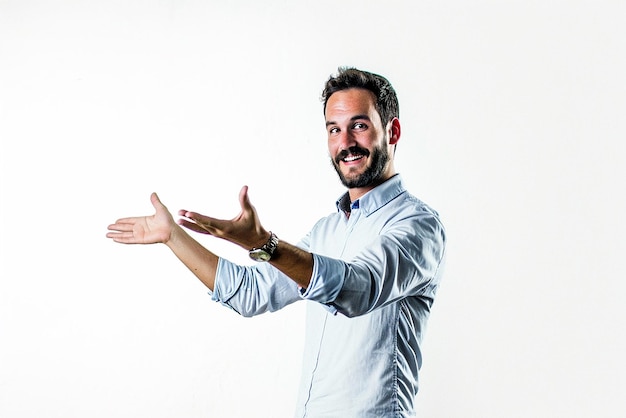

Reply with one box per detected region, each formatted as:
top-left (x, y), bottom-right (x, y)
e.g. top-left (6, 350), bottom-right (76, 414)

top-left (178, 185), bottom-right (314, 290)
top-left (107, 188), bottom-right (314, 291)
top-left (267, 240), bottom-right (313, 289)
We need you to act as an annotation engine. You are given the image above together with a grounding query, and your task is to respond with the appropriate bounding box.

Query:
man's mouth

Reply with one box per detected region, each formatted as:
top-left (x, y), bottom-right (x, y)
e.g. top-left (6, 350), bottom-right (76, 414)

top-left (336, 147), bottom-right (369, 164)
top-left (343, 154), bottom-right (364, 163)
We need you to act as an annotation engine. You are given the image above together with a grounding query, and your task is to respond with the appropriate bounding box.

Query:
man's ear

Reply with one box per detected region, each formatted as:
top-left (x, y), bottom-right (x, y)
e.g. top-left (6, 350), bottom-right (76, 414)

top-left (388, 117), bottom-right (401, 145)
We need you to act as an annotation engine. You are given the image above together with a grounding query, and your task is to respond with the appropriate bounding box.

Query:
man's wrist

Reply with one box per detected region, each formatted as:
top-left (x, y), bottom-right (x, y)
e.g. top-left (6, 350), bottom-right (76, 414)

top-left (249, 231), bottom-right (278, 262)
top-left (250, 231), bottom-right (272, 249)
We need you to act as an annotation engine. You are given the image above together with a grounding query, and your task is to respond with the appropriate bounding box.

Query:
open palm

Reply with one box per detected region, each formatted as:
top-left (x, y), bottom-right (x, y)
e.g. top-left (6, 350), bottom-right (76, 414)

top-left (106, 193), bottom-right (175, 244)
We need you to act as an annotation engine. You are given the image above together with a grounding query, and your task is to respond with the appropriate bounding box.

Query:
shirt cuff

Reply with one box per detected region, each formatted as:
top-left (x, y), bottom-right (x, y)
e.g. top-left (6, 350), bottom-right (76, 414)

top-left (299, 253), bottom-right (346, 307)
top-left (208, 257), bottom-right (239, 303)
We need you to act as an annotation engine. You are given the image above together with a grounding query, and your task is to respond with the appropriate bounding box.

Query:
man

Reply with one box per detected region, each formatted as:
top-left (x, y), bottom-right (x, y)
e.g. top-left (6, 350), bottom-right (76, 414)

top-left (106, 67), bottom-right (446, 417)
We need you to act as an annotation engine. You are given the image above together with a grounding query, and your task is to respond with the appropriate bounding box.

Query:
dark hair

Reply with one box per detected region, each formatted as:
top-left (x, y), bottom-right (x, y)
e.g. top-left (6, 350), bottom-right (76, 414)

top-left (321, 67), bottom-right (399, 127)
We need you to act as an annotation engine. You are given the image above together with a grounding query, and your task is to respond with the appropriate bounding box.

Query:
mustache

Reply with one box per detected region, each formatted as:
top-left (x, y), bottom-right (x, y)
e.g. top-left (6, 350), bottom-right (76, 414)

top-left (335, 146), bottom-right (370, 164)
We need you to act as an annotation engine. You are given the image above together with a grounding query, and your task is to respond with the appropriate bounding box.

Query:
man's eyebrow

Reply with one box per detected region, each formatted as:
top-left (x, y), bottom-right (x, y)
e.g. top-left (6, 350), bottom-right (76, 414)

top-left (351, 114), bottom-right (371, 122)
top-left (325, 114), bottom-right (371, 126)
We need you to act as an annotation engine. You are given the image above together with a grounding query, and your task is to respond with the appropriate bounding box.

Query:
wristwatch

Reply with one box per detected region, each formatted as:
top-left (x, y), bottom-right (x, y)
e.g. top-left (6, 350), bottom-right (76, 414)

top-left (249, 232), bottom-right (279, 262)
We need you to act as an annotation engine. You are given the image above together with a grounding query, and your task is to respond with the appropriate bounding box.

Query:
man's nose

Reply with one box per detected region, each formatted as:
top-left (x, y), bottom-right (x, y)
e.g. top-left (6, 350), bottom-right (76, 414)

top-left (337, 130), bottom-right (357, 150)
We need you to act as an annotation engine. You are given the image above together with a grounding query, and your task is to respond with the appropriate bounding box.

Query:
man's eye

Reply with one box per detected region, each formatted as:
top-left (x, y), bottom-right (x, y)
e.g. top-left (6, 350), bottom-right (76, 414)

top-left (329, 127), bottom-right (339, 134)
top-left (353, 122), bottom-right (366, 129)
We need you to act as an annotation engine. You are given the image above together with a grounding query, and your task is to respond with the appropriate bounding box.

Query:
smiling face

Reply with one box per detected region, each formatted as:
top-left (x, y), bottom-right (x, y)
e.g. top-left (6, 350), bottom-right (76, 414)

top-left (325, 88), bottom-right (400, 199)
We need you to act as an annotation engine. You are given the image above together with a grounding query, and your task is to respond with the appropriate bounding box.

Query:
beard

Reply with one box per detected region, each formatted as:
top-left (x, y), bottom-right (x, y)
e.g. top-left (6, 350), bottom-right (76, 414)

top-left (331, 142), bottom-right (390, 189)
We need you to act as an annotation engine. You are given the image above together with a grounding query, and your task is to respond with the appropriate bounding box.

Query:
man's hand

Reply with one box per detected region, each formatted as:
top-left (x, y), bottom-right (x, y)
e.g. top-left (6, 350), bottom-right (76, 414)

top-left (177, 185), bottom-right (269, 250)
top-left (106, 192), bottom-right (175, 244)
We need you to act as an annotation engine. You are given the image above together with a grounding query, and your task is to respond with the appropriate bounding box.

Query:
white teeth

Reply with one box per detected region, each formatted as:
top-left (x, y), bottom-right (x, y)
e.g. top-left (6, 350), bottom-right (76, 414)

top-left (343, 155), bottom-right (363, 162)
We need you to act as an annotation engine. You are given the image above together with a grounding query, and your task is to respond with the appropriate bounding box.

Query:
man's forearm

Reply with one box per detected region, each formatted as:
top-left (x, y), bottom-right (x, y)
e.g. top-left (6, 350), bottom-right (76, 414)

top-left (269, 239), bottom-right (314, 289)
top-left (166, 222), bottom-right (313, 291)
top-left (166, 224), bottom-right (219, 290)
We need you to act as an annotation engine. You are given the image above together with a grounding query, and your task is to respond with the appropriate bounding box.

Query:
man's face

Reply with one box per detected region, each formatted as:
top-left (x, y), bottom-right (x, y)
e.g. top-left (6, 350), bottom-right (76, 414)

top-left (325, 88), bottom-right (393, 189)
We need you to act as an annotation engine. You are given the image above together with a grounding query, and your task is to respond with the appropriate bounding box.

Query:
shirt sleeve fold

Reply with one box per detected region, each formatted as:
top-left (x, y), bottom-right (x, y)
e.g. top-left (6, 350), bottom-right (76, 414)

top-left (210, 257), bottom-right (301, 317)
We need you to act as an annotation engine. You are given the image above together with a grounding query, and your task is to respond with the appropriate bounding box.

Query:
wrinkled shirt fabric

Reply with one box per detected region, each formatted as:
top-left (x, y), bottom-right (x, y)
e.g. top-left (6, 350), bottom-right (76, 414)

top-left (209, 174), bottom-right (446, 418)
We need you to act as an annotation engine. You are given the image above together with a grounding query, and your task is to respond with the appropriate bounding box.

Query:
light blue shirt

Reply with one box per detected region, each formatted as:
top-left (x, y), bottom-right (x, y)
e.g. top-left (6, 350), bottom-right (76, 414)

top-left (210, 174), bottom-right (446, 417)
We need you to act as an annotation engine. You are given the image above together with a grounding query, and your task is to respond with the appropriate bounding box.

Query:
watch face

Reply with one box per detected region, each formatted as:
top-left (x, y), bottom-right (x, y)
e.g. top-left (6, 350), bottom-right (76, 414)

top-left (249, 248), bottom-right (271, 262)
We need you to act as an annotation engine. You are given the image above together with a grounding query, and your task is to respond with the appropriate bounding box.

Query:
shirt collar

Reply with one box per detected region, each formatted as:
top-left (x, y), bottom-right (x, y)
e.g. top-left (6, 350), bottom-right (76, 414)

top-left (335, 174), bottom-right (406, 217)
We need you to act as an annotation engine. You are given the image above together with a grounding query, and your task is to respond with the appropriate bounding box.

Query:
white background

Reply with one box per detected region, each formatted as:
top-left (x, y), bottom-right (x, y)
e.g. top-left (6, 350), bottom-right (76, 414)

top-left (1, 1), bottom-right (625, 417)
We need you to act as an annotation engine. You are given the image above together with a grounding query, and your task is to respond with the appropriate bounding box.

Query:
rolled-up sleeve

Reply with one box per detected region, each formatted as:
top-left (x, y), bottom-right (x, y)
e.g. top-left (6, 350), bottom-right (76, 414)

top-left (298, 254), bottom-right (346, 314)
top-left (210, 257), bottom-right (301, 317)
top-left (302, 210), bottom-right (446, 318)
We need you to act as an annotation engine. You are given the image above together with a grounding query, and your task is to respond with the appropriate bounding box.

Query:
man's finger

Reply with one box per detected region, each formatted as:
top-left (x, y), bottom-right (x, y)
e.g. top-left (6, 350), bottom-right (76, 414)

top-left (239, 185), bottom-right (253, 211)
top-left (150, 192), bottom-right (165, 210)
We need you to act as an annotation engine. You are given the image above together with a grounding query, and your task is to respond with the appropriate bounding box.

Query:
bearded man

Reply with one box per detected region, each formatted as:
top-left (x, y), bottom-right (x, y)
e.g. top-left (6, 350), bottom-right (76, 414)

top-left (107, 67), bottom-right (446, 418)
